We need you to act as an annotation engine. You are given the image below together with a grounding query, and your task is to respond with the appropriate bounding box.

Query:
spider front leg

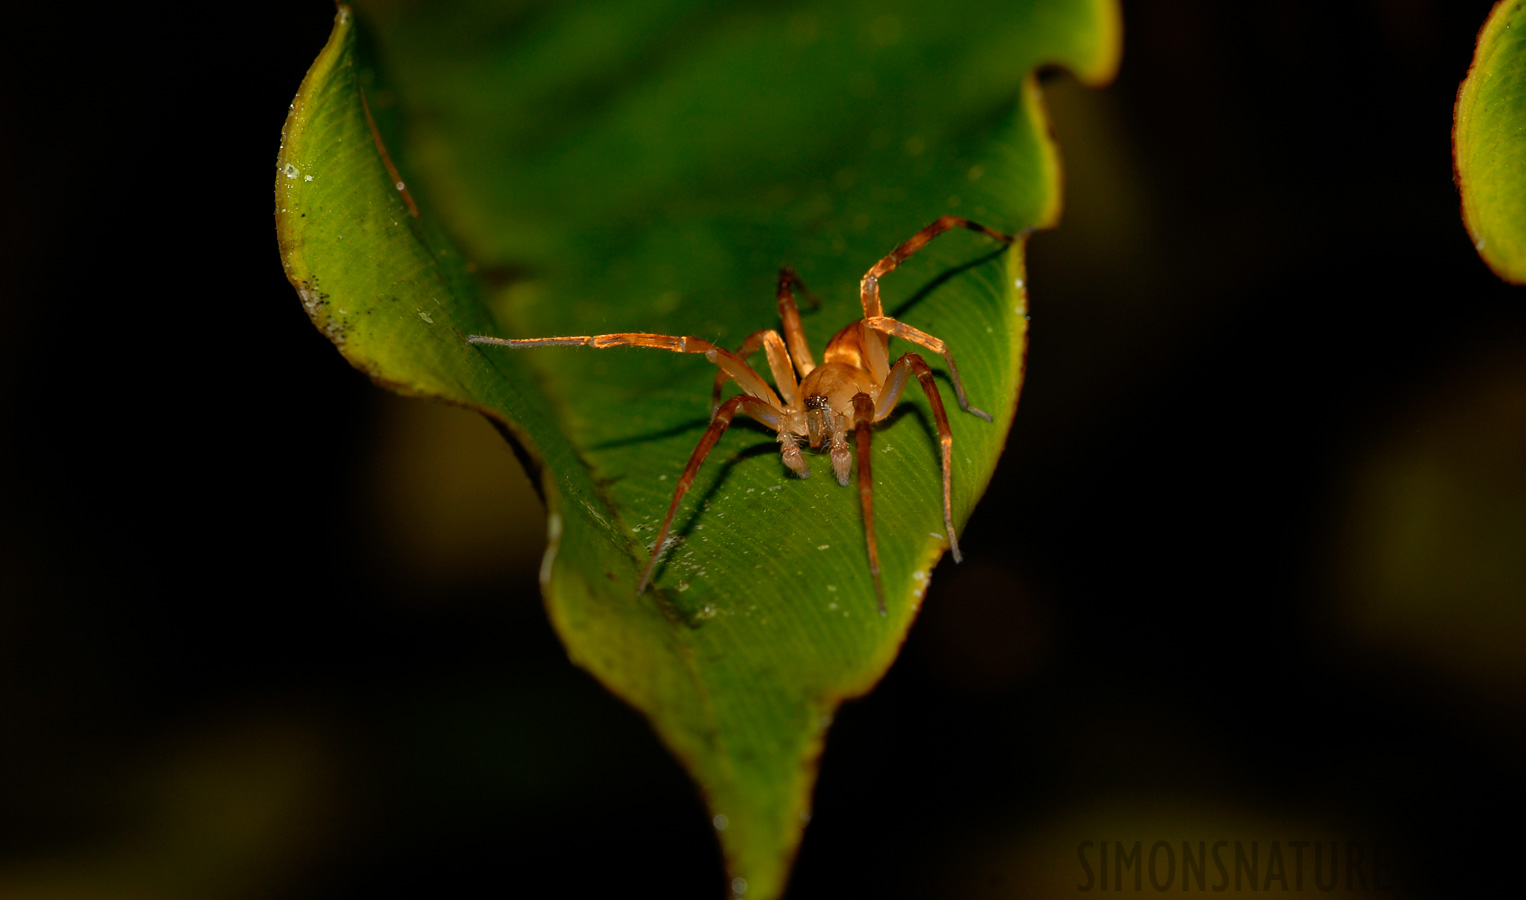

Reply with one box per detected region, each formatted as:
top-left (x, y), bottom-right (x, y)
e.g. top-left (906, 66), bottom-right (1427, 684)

top-left (855, 215), bottom-right (1017, 421)
top-left (776, 267), bottom-right (819, 377)
top-left (864, 316), bottom-right (991, 421)
top-left (467, 331), bottom-right (784, 409)
top-left (711, 328), bottom-right (797, 411)
top-left (639, 394), bottom-right (783, 593)
top-left (707, 267), bottom-right (825, 410)
top-left (858, 215), bottom-right (1016, 318)
top-left (876, 352), bottom-right (963, 563)
top-left (466, 330), bottom-right (799, 588)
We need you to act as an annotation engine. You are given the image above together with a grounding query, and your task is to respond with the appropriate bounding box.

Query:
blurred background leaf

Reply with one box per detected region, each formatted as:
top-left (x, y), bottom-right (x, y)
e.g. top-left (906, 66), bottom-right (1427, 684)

top-left (4, 1), bottom-right (1524, 898)
top-left (1455, 0), bottom-right (1526, 283)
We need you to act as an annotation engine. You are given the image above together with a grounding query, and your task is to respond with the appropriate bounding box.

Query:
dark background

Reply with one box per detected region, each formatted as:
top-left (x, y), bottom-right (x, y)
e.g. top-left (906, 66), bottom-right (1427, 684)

top-left (3, 1), bottom-right (1522, 897)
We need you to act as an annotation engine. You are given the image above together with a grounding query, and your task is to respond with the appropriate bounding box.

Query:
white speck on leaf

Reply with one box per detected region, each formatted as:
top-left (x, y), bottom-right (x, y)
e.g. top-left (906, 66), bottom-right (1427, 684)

top-left (540, 513), bottom-right (562, 587)
top-left (583, 501), bottom-right (611, 534)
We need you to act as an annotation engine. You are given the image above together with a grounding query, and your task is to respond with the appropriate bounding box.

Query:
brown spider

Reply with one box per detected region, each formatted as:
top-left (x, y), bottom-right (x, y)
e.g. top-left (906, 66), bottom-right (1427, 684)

top-left (468, 215), bottom-right (1015, 612)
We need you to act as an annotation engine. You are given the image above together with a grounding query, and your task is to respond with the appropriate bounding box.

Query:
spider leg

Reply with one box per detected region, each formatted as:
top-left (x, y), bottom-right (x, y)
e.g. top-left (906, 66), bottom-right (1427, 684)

top-left (851, 392), bottom-right (886, 614)
top-left (711, 329), bottom-right (798, 411)
top-left (639, 394), bottom-right (781, 593)
top-left (777, 267), bottom-right (818, 377)
top-left (858, 215), bottom-right (1016, 318)
top-left (875, 353), bottom-right (962, 564)
top-left (468, 332), bottom-right (782, 409)
top-left (863, 316), bottom-right (991, 421)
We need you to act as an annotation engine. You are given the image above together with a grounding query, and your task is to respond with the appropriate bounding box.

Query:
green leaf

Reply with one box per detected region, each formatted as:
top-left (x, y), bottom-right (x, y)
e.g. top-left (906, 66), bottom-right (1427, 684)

top-left (1456, 0), bottom-right (1526, 284)
top-left (277, 2), bottom-right (1119, 896)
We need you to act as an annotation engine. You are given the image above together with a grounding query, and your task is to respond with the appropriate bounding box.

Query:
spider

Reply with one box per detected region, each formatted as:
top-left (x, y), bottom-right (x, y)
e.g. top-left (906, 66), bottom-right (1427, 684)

top-left (468, 215), bottom-right (1015, 613)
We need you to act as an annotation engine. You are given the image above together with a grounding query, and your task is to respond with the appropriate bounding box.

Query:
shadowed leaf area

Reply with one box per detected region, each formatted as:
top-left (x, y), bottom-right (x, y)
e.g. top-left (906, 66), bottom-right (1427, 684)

top-left (1456, 0), bottom-right (1526, 284)
top-left (276, 1), bottom-right (1118, 896)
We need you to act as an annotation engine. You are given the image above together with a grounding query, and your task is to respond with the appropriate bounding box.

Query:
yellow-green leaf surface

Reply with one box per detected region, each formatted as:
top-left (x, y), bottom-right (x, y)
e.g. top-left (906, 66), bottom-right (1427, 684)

top-left (277, 2), bottom-right (1119, 896)
top-left (1456, 0), bottom-right (1526, 283)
